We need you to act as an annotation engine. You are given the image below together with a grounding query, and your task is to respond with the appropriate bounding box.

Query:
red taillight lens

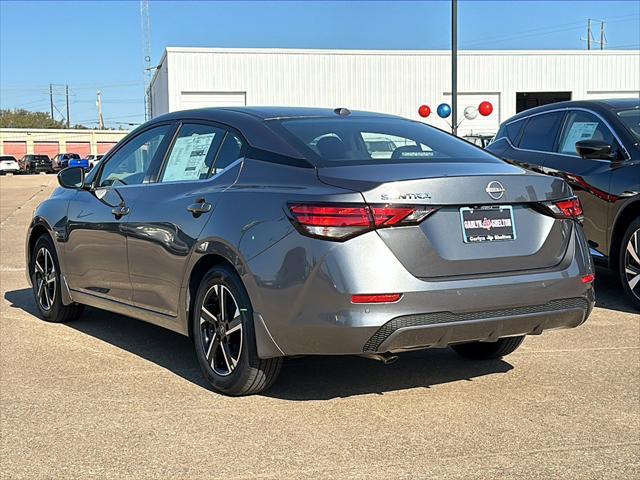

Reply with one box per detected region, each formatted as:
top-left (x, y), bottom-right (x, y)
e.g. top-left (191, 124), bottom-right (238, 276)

top-left (351, 293), bottom-right (402, 304)
top-left (288, 204), bottom-right (372, 240)
top-left (288, 203), bottom-right (437, 240)
top-left (554, 197), bottom-right (583, 219)
top-left (539, 196), bottom-right (584, 221)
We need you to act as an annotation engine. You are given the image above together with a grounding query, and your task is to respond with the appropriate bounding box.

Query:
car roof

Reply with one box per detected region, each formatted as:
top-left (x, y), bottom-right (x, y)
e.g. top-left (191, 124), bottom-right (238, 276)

top-left (506, 98), bottom-right (640, 123)
top-left (147, 106), bottom-right (404, 161)
top-left (154, 106), bottom-right (399, 121)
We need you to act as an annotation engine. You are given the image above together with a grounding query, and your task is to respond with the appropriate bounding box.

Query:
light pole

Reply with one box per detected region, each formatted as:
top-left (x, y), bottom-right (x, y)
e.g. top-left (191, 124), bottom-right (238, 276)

top-left (451, 0), bottom-right (458, 136)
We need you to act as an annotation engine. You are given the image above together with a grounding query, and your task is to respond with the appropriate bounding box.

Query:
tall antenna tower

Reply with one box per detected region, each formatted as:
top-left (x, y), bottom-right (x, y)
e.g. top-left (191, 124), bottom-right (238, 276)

top-left (140, 0), bottom-right (152, 121)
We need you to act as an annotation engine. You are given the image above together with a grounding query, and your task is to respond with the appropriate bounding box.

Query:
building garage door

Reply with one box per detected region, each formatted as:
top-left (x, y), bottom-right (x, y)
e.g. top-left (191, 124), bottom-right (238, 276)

top-left (179, 91), bottom-right (246, 110)
top-left (443, 93), bottom-right (500, 137)
top-left (3, 141), bottom-right (27, 157)
top-left (66, 142), bottom-right (90, 157)
top-left (97, 142), bottom-right (117, 155)
top-left (34, 142), bottom-right (59, 158)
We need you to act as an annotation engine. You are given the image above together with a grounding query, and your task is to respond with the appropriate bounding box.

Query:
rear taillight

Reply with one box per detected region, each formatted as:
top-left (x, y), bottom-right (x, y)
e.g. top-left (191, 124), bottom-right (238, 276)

top-left (288, 203), bottom-right (437, 240)
top-left (537, 196), bottom-right (583, 222)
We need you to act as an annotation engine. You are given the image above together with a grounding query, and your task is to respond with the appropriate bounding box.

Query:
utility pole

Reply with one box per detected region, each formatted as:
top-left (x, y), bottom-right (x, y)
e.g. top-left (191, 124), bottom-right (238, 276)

top-left (140, 0), bottom-right (152, 121)
top-left (96, 90), bottom-right (104, 129)
top-left (49, 84), bottom-right (54, 120)
top-left (451, 0), bottom-right (458, 136)
top-left (582, 19), bottom-right (606, 50)
top-left (65, 84), bottom-right (70, 128)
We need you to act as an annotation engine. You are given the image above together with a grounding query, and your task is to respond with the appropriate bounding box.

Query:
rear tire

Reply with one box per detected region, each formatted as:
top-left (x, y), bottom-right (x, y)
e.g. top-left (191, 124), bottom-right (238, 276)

top-left (31, 235), bottom-right (84, 323)
top-left (618, 218), bottom-right (640, 311)
top-left (451, 336), bottom-right (525, 360)
top-left (192, 265), bottom-right (282, 396)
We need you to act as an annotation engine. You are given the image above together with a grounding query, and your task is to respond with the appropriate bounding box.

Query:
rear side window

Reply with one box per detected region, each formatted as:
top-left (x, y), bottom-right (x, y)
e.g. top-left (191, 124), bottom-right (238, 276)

top-left (160, 123), bottom-right (224, 183)
top-left (270, 117), bottom-right (497, 166)
top-left (212, 132), bottom-right (244, 175)
top-left (505, 120), bottom-right (525, 146)
top-left (519, 112), bottom-right (564, 152)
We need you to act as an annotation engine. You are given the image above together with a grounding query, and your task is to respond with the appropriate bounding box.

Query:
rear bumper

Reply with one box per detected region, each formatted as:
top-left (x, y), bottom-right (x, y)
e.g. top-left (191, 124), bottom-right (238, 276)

top-left (246, 221), bottom-right (595, 358)
top-left (366, 295), bottom-right (592, 353)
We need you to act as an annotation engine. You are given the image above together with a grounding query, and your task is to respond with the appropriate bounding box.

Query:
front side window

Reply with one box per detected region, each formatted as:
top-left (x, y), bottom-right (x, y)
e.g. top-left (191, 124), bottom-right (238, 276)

top-left (617, 109), bottom-right (640, 142)
top-left (160, 123), bottom-right (224, 183)
top-left (98, 125), bottom-right (170, 187)
top-left (557, 111), bottom-right (615, 156)
top-left (518, 112), bottom-right (564, 152)
top-left (270, 117), bottom-right (496, 166)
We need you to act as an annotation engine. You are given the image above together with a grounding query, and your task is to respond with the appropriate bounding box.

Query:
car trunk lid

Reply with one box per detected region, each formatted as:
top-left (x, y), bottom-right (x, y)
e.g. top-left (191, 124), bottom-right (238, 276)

top-left (318, 162), bottom-right (575, 278)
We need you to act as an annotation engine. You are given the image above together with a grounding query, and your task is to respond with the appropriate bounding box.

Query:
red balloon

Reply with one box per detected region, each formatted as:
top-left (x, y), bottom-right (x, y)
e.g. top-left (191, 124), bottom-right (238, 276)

top-left (418, 105), bottom-right (431, 118)
top-left (478, 101), bottom-right (493, 116)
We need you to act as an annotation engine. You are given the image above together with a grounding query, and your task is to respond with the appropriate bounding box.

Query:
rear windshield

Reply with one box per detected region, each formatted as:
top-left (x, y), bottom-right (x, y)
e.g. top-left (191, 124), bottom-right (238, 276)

top-left (34, 155), bottom-right (49, 161)
top-left (270, 117), bottom-right (501, 166)
top-left (0, 156), bottom-right (16, 161)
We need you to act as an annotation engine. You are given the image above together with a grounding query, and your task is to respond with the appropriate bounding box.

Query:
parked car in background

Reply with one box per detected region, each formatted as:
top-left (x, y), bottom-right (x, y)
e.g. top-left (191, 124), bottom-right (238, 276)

top-left (69, 157), bottom-right (90, 171)
top-left (0, 155), bottom-right (20, 175)
top-left (464, 134), bottom-right (495, 149)
top-left (84, 154), bottom-right (104, 170)
top-left (27, 107), bottom-right (594, 395)
top-left (487, 98), bottom-right (640, 309)
top-left (19, 155), bottom-right (53, 174)
top-left (51, 153), bottom-right (80, 172)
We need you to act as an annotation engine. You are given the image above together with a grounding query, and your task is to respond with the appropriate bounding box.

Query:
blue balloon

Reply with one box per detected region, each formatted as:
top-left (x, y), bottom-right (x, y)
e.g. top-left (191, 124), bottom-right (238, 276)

top-left (437, 103), bottom-right (451, 118)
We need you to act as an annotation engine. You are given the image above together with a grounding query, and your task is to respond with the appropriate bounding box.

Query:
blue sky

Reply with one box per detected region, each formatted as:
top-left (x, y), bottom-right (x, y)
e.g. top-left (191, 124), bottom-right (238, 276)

top-left (1, 0), bottom-right (638, 128)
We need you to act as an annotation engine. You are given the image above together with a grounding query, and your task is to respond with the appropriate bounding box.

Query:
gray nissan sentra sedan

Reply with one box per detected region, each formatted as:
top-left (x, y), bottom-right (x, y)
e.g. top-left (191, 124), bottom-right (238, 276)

top-left (26, 107), bottom-right (595, 395)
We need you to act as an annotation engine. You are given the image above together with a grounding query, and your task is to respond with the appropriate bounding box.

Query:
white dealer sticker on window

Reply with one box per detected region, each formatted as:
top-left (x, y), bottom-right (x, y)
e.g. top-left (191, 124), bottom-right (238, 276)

top-left (163, 133), bottom-right (216, 182)
top-left (560, 121), bottom-right (599, 153)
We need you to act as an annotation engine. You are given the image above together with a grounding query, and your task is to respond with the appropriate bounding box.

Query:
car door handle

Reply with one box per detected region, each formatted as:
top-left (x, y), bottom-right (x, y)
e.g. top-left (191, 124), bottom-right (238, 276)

top-left (111, 205), bottom-right (130, 218)
top-left (187, 199), bottom-right (213, 215)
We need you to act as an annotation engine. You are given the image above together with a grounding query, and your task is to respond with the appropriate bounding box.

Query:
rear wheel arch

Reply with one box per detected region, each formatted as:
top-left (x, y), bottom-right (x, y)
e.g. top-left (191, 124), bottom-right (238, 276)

top-left (610, 199), bottom-right (640, 270)
top-left (186, 253), bottom-right (239, 340)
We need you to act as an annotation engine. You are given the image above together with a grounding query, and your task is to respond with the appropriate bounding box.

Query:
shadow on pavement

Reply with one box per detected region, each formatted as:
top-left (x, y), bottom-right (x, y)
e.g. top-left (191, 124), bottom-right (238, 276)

top-left (594, 266), bottom-right (638, 315)
top-left (4, 287), bottom-right (514, 399)
top-left (4, 271), bottom-right (636, 400)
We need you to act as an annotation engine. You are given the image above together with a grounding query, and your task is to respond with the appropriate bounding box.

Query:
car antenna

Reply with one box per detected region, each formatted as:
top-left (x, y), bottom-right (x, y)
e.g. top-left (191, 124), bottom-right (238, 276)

top-left (334, 107), bottom-right (351, 116)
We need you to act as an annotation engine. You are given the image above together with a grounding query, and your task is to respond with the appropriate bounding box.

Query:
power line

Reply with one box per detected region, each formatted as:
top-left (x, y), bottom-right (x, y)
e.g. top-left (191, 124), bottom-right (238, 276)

top-left (461, 15), bottom-right (639, 49)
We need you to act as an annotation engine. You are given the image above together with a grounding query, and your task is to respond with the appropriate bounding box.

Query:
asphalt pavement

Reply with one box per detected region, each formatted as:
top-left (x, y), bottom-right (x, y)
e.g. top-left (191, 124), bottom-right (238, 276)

top-left (1, 174), bottom-right (638, 479)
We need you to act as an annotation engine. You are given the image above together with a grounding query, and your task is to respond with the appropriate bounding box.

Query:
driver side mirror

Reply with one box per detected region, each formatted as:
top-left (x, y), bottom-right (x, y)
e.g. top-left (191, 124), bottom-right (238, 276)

top-left (575, 140), bottom-right (614, 160)
top-left (57, 166), bottom-right (85, 189)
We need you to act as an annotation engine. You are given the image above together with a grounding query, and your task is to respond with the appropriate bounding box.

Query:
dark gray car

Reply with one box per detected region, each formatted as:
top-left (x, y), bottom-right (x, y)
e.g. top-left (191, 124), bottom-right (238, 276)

top-left (26, 107), bottom-right (595, 395)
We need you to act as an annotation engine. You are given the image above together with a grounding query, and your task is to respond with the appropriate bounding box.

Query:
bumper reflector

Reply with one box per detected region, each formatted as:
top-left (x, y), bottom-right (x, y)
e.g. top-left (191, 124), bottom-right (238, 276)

top-left (351, 293), bottom-right (402, 304)
top-left (581, 274), bottom-right (595, 284)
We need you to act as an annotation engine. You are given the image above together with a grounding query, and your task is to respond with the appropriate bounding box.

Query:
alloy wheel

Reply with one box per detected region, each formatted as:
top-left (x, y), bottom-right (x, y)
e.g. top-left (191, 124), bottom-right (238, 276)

top-left (34, 247), bottom-right (56, 311)
top-left (199, 284), bottom-right (243, 376)
top-left (624, 227), bottom-right (640, 301)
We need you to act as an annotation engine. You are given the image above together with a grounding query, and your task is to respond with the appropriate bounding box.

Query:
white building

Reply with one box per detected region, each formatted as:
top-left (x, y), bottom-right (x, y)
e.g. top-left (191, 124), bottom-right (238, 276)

top-left (150, 48), bottom-right (640, 136)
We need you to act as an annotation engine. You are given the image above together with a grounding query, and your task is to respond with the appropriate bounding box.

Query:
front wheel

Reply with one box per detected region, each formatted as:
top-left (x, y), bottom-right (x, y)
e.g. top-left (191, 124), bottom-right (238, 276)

top-left (451, 336), bottom-right (525, 360)
top-left (31, 235), bottom-right (84, 322)
top-left (192, 265), bottom-right (282, 396)
top-left (619, 218), bottom-right (640, 310)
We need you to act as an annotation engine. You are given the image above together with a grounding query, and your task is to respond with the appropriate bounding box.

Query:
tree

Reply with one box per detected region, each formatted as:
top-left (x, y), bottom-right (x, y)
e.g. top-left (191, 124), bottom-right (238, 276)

top-left (0, 109), bottom-right (67, 128)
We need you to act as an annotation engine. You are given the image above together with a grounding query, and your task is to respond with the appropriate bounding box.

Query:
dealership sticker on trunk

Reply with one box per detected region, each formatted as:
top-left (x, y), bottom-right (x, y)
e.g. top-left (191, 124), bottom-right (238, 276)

top-left (460, 206), bottom-right (516, 243)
